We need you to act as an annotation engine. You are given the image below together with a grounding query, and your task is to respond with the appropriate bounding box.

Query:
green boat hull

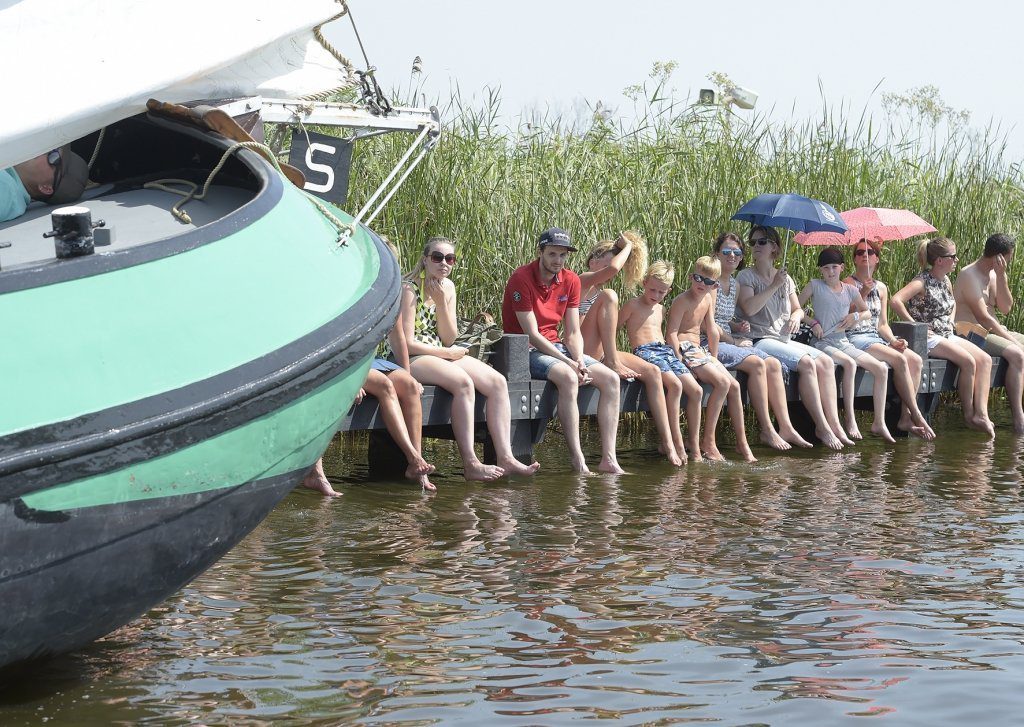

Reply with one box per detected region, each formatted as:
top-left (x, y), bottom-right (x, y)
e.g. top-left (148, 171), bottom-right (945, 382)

top-left (0, 114), bottom-right (399, 668)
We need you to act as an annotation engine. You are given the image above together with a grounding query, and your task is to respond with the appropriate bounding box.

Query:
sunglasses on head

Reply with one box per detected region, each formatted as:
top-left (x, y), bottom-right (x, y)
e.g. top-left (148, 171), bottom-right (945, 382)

top-left (719, 249), bottom-right (744, 257)
top-left (428, 251), bottom-right (457, 264)
top-left (854, 248), bottom-right (879, 257)
top-left (692, 273), bottom-right (719, 287)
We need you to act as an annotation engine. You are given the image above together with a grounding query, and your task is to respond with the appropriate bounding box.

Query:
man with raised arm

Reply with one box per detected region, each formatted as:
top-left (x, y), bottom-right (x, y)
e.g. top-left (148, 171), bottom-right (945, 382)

top-left (502, 227), bottom-right (624, 474)
top-left (953, 233), bottom-right (1024, 432)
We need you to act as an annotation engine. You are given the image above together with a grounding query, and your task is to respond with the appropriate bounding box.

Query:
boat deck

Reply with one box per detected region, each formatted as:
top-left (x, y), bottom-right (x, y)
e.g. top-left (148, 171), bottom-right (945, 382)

top-left (0, 185), bottom-right (253, 270)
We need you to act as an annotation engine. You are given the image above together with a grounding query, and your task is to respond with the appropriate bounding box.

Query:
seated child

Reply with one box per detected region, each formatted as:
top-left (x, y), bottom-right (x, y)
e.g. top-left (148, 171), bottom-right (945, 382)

top-left (666, 256), bottom-right (757, 462)
top-left (797, 247), bottom-right (894, 443)
top-left (619, 261), bottom-right (703, 462)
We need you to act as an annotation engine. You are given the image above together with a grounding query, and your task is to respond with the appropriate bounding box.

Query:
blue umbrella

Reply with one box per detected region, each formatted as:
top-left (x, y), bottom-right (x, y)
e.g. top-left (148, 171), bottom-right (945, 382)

top-left (731, 193), bottom-right (848, 266)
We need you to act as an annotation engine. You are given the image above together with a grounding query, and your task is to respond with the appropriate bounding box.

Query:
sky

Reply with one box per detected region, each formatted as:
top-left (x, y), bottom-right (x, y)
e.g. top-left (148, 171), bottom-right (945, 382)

top-left (326, 0), bottom-right (1024, 163)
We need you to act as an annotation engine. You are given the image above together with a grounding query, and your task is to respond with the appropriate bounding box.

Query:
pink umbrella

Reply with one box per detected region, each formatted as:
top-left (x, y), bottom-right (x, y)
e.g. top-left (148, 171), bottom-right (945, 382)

top-left (793, 207), bottom-right (937, 246)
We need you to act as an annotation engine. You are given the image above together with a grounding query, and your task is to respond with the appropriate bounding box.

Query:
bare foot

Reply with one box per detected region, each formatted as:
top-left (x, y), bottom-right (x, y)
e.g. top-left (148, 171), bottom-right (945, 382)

top-left (404, 457), bottom-right (435, 480)
top-left (302, 460), bottom-right (341, 497)
top-left (816, 428), bottom-right (844, 451)
top-left (967, 415), bottom-right (996, 439)
top-left (597, 457), bottom-right (626, 474)
top-left (658, 442), bottom-right (686, 466)
top-left (498, 457), bottom-right (542, 476)
top-left (419, 474), bottom-right (436, 492)
top-left (759, 429), bottom-right (792, 451)
top-left (571, 454), bottom-right (592, 474)
top-left (871, 422), bottom-right (896, 443)
top-left (465, 461), bottom-right (504, 481)
top-left (609, 360), bottom-right (641, 380)
top-left (780, 427), bottom-right (814, 448)
top-left (846, 422), bottom-right (863, 440)
top-left (905, 424), bottom-right (932, 440)
top-left (837, 428), bottom-right (857, 446)
top-left (701, 441), bottom-right (726, 461)
top-left (737, 445), bottom-right (758, 463)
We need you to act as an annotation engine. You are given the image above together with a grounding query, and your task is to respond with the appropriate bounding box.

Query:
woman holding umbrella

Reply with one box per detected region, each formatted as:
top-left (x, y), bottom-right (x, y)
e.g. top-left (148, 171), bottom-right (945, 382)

top-left (843, 239), bottom-right (935, 440)
top-left (891, 237), bottom-right (994, 437)
top-left (735, 225), bottom-right (851, 450)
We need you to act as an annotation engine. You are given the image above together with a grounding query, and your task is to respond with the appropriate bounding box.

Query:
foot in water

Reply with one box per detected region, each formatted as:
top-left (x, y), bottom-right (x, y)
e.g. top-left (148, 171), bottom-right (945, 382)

top-left (816, 428), bottom-right (844, 451)
top-left (498, 457), bottom-right (542, 476)
top-left (967, 415), bottom-right (996, 439)
top-left (302, 459), bottom-right (341, 497)
top-left (465, 461), bottom-right (505, 481)
top-left (780, 427), bottom-right (814, 448)
top-left (405, 457), bottom-right (435, 481)
top-left (871, 421), bottom-right (896, 443)
top-left (759, 429), bottom-right (792, 451)
top-left (846, 421), bottom-right (863, 440)
top-left (701, 440), bottom-right (726, 461)
top-left (736, 445), bottom-right (758, 463)
top-left (597, 456), bottom-right (626, 474)
top-left (419, 474), bottom-right (436, 492)
top-left (898, 413), bottom-right (936, 441)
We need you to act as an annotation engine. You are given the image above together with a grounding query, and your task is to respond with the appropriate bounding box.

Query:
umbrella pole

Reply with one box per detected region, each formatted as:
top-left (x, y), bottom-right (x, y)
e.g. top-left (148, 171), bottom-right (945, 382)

top-left (781, 228), bottom-right (792, 269)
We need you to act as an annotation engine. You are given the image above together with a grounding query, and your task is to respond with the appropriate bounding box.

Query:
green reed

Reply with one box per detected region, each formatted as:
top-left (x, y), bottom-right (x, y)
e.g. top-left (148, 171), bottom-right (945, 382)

top-left (340, 91), bottom-right (1024, 329)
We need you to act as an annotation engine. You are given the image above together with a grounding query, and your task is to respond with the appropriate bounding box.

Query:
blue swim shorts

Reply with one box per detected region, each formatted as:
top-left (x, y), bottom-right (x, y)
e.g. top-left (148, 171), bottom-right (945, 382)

top-left (632, 341), bottom-right (692, 377)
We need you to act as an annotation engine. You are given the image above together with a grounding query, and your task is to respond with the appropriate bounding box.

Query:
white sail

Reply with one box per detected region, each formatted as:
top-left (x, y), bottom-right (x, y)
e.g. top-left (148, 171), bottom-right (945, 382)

top-left (0, 0), bottom-right (353, 169)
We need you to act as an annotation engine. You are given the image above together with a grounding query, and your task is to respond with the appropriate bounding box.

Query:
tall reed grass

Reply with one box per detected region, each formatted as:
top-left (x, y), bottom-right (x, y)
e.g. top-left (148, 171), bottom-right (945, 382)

top-left (341, 91), bottom-right (1024, 329)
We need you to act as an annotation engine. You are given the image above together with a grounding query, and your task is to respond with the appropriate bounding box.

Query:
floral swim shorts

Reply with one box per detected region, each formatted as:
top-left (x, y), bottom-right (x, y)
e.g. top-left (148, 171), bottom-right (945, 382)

top-left (632, 341), bottom-right (692, 377)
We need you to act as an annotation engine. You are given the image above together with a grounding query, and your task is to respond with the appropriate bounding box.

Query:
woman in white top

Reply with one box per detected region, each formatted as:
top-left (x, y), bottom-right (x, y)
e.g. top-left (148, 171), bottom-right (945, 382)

top-left (736, 225), bottom-right (850, 450)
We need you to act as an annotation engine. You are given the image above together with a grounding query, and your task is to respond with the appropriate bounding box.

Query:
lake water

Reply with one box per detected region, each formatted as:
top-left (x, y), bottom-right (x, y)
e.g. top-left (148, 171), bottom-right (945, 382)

top-left (3, 408), bottom-right (1024, 725)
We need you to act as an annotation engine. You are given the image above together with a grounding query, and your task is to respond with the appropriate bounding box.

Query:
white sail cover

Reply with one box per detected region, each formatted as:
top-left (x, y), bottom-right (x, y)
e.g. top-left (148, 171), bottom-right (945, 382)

top-left (0, 0), bottom-right (353, 169)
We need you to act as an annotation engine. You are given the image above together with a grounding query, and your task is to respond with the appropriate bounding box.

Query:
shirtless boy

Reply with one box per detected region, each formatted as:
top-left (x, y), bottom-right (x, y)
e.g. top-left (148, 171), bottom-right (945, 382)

top-left (666, 256), bottom-right (756, 462)
top-left (953, 233), bottom-right (1024, 432)
top-left (619, 261), bottom-right (703, 462)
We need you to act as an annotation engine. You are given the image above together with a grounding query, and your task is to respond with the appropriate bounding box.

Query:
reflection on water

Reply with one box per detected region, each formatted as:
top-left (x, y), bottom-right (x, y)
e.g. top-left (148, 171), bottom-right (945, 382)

top-left (4, 411), bottom-right (1024, 724)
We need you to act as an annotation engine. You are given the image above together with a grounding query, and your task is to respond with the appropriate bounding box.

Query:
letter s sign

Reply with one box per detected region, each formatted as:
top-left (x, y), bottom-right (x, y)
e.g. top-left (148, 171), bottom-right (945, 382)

top-left (304, 143), bottom-right (336, 193)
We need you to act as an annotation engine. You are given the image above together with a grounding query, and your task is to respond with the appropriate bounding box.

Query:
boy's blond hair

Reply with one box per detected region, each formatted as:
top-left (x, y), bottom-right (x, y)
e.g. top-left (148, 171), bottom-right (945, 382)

top-left (644, 260), bottom-right (675, 285)
top-left (694, 255), bottom-right (722, 279)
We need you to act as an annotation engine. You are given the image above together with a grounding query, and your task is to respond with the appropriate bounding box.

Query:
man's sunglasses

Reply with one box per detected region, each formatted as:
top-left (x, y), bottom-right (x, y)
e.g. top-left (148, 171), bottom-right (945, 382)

top-left (692, 273), bottom-right (719, 287)
top-left (428, 251), bottom-right (457, 264)
top-left (46, 148), bottom-right (64, 198)
top-left (719, 249), bottom-right (744, 257)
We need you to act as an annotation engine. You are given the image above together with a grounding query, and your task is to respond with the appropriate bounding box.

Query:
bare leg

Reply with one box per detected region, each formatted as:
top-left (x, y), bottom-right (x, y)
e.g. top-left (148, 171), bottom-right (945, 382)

top-left (680, 375), bottom-right (704, 461)
top-left (857, 354), bottom-right (894, 442)
top-left (363, 371), bottom-right (435, 487)
top-left (389, 369), bottom-right (437, 488)
top-left (795, 356), bottom-right (843, 450)
top-left (736, 356), bottom-right (788, 450)
top-left (830, 350), bottom-right (861, 439)
top-left (867, 345), bottom-right (933, 440)
top-left (546, 363), bottom-right (590, 473)
top-left (692, 364), bottom-right (729, 460)
top-left (622, 351), bottom-right (683, 465)
top-left (661, 371), bottom-right (686, 462)
top-left (763, 358), bottom-right (812, 447)
top-left (999, 344), bottom-right (1024, 433)
top-left (302, 458), bottom-right (341, 497)
top-left (724, 375), bottom-right (757, 462)
top-left (930, 337), bottom-right (989, 434)
top-left (453, 357), bottom-right (540, 476)
top-left (815, 355), bottom-right (854, 445)
top-left (410, 357), bottom-right (504, 481)
top-left (588, 362), bottom-right (625, 473)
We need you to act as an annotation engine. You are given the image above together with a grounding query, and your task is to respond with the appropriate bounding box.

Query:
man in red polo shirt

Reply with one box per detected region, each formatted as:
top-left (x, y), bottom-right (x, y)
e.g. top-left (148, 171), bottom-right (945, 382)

top-left (502, 227), bottom-right (624, 474)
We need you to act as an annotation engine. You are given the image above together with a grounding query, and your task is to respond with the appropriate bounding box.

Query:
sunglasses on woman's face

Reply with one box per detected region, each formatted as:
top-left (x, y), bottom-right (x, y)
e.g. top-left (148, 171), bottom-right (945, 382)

top-left (938, 252), bottom-right (959, 260)
top-left (428, 252), bottom-right (457, 264)
top-left (855, 248), bottom-right (878, 257)
top-left (719, 249), bottom-right (744, 257)
top-left (751, 238), bottom-right (772, 246)
top-left (692, 273), bottom-right (719, 287)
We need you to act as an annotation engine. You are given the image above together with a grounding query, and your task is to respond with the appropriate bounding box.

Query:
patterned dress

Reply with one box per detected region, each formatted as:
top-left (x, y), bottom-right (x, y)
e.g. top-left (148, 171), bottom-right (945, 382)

top-left (906, 271), bottom-right (954, 338)
top-left (846, 275), bottom-right (881, 335)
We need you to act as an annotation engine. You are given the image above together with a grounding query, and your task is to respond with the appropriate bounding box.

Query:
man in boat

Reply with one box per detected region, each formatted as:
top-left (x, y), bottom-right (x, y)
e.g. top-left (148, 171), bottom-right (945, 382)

top-left (501, 227), bottom-right (625, 474)
top-left (953, 233), bottom-right (1024, 432)
top-left (0, 146), bottom-right (89, 223)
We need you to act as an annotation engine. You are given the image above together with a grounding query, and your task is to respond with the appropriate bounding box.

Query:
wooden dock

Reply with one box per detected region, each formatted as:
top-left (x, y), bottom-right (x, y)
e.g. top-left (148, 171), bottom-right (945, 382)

top-left (338, 322), bottom-right (1009, 471)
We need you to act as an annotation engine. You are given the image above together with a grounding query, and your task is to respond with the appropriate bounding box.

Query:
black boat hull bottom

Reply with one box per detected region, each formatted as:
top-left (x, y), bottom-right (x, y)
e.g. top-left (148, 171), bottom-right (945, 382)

top-left (0, 469), bottom-right (303, 668)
